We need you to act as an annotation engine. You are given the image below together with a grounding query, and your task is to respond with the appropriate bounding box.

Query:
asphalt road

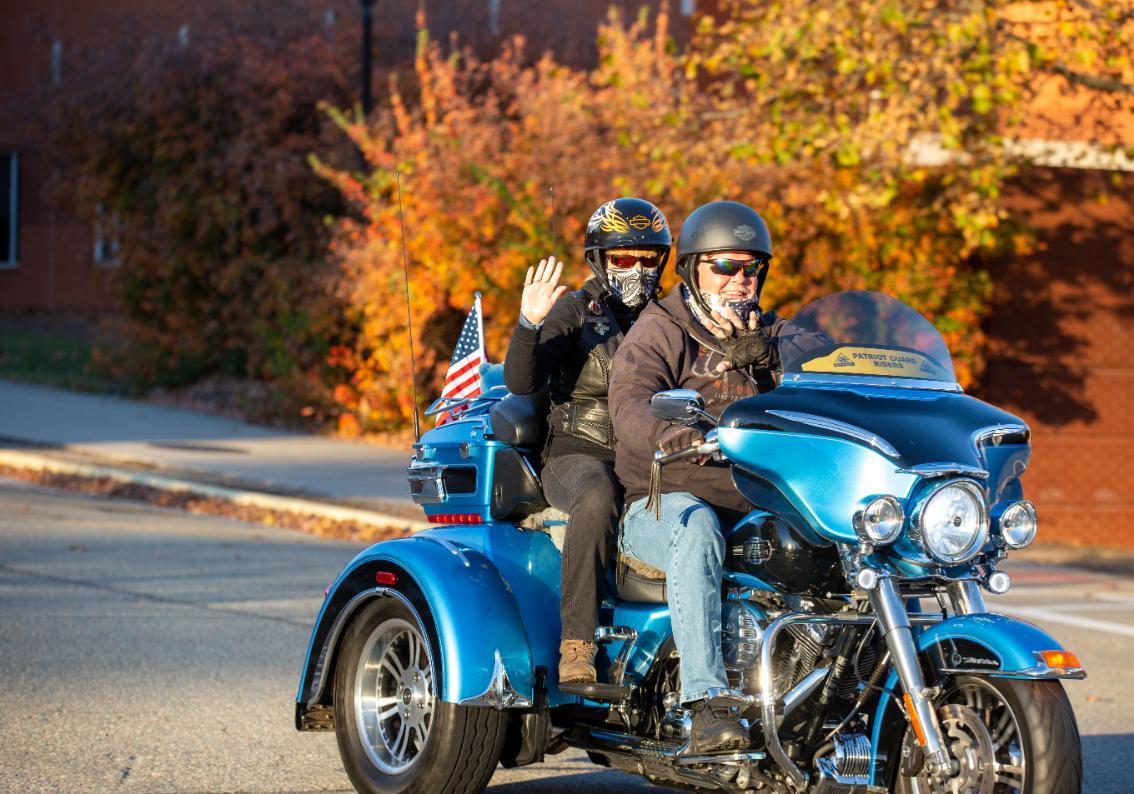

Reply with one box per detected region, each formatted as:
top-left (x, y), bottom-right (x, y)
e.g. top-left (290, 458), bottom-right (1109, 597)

top-left (1, 481), bottom-right (1131, 792)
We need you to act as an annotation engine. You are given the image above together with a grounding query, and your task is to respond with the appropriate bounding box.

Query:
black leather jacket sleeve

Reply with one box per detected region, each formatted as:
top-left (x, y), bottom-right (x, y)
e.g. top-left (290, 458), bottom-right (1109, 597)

top-left (503, 295), bottom-right (579, 395)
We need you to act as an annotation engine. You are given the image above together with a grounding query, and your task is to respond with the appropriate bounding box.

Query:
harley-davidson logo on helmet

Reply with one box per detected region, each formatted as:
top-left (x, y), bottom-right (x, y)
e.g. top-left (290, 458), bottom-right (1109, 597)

top-left (734, 224), bottom-right (756, 242)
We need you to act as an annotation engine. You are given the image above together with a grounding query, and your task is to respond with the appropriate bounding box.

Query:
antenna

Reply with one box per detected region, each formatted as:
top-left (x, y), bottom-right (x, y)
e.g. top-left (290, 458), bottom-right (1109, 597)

top-left (549, 186), bottom-right (557, 260)
top-left (396, 171), bottom-right (422, 443)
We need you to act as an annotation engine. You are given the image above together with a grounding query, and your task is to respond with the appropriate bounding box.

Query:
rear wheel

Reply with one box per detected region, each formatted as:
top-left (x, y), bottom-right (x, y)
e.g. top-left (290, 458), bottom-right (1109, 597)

top-left (333, 594), bottom-right (508, 794)
top-left (895, 676), bottom-right (1082, 794)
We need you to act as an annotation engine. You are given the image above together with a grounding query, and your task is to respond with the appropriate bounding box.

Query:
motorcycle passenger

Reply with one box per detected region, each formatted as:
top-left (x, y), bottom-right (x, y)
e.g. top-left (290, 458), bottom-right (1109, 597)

top-left (609, 200), bottom-right (788, 754)
top-left (504, 197), bottom-right (672, 685)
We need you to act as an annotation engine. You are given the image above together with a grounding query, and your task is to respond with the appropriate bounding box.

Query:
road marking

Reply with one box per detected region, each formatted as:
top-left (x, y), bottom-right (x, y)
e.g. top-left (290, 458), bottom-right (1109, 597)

top-left (1000, 605), bottom-right (1134, 639)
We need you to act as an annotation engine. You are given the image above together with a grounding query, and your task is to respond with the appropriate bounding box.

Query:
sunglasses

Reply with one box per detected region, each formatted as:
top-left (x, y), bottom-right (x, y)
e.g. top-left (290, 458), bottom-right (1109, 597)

top-left (606, 253), bottom-right (661, 269)
top-left (703, 257), bottom-right (767, 278)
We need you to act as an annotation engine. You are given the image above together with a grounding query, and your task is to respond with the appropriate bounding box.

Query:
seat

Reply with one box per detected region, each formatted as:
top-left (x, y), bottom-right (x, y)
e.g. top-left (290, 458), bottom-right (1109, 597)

top-left (614, 554), bottom-right (668, 604)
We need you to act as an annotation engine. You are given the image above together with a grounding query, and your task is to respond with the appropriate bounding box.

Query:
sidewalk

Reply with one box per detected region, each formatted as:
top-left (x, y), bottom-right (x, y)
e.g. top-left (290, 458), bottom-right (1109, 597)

top-left (0, 379), bottom-right (428, 531)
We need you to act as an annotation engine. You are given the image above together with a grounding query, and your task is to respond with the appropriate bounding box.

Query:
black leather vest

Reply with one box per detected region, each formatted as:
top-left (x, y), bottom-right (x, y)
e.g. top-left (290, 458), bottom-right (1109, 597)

top-left (547, 288), bottom-right (630, 451)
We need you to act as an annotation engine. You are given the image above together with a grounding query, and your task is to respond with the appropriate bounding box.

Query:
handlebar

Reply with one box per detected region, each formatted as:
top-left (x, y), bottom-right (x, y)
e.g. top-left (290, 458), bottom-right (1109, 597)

top-left (652, 437), bottom-right (721, 465)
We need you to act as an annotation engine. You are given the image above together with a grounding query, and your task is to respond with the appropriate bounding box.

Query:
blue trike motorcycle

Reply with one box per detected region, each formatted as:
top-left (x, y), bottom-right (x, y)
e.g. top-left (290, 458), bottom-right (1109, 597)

top-left (296, 291), bottom-right (1084, 793)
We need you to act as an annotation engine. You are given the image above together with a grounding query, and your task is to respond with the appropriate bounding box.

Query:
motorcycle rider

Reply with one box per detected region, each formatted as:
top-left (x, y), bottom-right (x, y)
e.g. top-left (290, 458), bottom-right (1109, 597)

top-left (504, 197), bottom-right (672, 685)
top-left (609, 200), bottom-right (788, 753)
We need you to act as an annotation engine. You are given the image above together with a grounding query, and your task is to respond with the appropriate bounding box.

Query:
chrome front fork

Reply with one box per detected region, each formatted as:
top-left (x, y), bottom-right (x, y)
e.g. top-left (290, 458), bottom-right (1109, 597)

top-left (868, 576), bottom-right (952, 776)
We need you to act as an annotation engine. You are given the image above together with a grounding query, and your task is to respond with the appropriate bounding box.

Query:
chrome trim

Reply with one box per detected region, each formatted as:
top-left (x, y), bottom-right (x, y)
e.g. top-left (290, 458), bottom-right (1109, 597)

top-left (756, 610), bottom-right (944, 789)
top-left (784, 372), bottom-right (963, 392)
top-left (909, 479), bottom-right (990, 565)
top-left (973, 423), bottom-right (1030, 448)
top-left (609, 628), bottom-right (644, 687)
top-left (765, 409), bottom-right (900, 458)
top-left (424, 394), bottom-right (502, 417)
top-left (869, 577), bottom-right (951, 776)
top-left (407, 458), bottom-right (446, 503)
top-left (420, 535), bottom-right (471, 568)
top-left (594, 626), bottom-right (638, 642)
top-left (983, 665), bottom-right (1087, 681)
top-left (945, 580), bottom-right (987, 615)
top-left (459, 648), bottom-right (534, 710)
top-left (307, 586), bottom-right (429, 707)
top-left (898, 462), bottom-right (990, 479)
top-left (781, 666), bottom-right (829, 717)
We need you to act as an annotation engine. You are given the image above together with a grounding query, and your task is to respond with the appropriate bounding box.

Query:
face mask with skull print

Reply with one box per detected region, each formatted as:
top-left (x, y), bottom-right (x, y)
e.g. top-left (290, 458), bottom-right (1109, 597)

top-left (605, 265), bottom-right (658, 309)
top-left (683, 285), bottom-right (761, 328)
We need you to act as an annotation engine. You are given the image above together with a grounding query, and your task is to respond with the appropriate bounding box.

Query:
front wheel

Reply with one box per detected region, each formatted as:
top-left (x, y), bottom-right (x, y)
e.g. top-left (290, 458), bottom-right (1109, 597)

top-left (895, 676), bottom-right (1082, 794)
top-left (333, 594), bottom-right (508, 794)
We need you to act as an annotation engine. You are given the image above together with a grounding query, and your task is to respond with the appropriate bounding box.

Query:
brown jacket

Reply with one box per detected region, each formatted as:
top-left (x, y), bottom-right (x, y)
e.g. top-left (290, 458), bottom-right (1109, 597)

top-left (609, 289), bottom-right (787, 512)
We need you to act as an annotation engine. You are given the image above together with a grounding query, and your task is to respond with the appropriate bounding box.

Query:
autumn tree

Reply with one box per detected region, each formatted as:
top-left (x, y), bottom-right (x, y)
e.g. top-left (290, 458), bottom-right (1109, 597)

top-left (46, 12), bottom-right (358, 420)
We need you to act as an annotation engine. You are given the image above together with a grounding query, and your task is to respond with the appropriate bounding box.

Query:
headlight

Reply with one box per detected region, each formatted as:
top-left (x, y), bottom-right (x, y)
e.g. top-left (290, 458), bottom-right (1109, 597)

top-left (854, 496), bottom-right (904, 545)
top-left (913, 480), bottom-right (989, 564)
top-left (1000, 500), bottom-right (1038, 549)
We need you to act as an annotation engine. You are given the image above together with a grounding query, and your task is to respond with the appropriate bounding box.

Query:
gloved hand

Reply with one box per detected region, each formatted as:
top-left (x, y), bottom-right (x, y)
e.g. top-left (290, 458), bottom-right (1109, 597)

top-left (656, 424), bottom-right (709, 465)
top-left (719, 328), bottom-right (773, 371)
top-left (657, 424), bottom-right (702, 455)
top-left (706, 306), bottom-right (773, 374)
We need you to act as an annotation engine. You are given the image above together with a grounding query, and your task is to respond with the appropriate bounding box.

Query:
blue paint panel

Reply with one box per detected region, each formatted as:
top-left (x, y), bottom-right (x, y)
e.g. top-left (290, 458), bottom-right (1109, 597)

top-left (719, 426), bottom-right (920, 543)
top-left (300, 532), bottom-right (535, 705)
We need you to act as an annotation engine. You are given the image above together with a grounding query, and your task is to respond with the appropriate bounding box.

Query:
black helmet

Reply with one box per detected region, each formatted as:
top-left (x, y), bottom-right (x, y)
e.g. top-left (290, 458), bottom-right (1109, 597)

top-left (583, 197), bottom-right (672, 296)
top-left (675, 201), bottom-right (773, 313)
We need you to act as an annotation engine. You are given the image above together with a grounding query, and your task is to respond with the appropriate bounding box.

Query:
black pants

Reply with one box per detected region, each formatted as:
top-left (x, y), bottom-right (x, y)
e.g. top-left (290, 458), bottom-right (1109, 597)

top-left (541, 454), bottom-right (623, 642)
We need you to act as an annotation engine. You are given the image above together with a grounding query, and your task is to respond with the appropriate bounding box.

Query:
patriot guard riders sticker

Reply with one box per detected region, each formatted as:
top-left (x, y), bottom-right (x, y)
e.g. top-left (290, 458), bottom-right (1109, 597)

top-left (801, 346), bottom-right (952, 381)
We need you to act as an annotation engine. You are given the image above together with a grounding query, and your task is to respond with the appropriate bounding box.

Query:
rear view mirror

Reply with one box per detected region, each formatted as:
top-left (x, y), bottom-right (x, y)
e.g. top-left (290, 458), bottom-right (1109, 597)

top-left (650, 389), bottom-right (716, 426)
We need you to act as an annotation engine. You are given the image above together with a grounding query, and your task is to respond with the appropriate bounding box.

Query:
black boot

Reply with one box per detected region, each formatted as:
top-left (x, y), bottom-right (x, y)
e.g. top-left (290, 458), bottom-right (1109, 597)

top-left (684, 696), bottom-right (749, 755)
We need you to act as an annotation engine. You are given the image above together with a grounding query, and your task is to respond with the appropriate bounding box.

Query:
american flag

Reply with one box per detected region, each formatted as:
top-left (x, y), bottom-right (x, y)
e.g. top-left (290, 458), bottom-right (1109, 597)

top-left (436, 294), bottom-right (486, 425)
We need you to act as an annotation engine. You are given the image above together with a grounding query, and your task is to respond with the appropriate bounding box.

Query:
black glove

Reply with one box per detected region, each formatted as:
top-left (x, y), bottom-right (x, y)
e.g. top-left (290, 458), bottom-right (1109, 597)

top-left (719, 328), bottom-right (773, 371)
top-left (657, 424), bottom-right (703, 455)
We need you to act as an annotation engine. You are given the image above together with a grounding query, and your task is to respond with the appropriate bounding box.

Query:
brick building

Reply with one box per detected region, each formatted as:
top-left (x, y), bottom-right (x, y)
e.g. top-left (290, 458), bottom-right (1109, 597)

top-left (1, 1), bottom-right (1131, 546)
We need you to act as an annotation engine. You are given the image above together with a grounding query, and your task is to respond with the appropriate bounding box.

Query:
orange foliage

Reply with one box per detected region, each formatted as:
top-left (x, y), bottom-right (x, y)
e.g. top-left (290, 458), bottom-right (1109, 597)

top-left (321, 7), bottom-right (1038, 429)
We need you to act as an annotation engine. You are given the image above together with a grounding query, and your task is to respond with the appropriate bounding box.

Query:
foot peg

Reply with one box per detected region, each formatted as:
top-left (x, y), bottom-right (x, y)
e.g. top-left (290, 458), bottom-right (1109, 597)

top-left (558, 681), bottom-right (632, 701)
top-left (594, 626), bottom-right (638, 642)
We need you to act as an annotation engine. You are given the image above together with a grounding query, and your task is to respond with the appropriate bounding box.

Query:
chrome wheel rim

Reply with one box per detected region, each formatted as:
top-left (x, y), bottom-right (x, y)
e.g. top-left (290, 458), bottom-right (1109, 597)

top-left (353, 616), bottom-right (435, 774)
top-left (907, 679), bottom-right (1026, 794)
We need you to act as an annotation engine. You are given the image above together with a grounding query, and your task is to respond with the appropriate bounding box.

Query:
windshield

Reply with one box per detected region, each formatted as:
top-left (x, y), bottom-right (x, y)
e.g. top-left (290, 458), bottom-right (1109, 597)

top-left (776, 291), bottom-right (956, 386)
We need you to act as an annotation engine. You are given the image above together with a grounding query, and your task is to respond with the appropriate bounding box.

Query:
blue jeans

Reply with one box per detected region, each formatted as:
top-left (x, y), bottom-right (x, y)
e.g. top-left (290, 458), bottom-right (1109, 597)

top-left (620, 492), bottom-right (727, 703)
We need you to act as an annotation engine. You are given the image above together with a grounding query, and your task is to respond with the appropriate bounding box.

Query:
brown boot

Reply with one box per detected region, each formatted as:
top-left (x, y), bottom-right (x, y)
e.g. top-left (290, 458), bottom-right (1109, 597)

top-left (558, 640), bottom-right (597, 684)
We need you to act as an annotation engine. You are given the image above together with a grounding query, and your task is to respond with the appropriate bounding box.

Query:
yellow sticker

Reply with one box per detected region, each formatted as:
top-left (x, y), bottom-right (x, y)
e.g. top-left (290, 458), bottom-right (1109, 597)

top-left (800, 346), bottom-right (951, 380)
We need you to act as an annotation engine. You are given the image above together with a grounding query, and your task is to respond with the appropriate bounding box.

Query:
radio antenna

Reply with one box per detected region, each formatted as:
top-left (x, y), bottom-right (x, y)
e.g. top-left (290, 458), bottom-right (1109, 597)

top-left (549, 186), bottom-right (557, 260)
top-left (396, 170), bottom-right (422, 443)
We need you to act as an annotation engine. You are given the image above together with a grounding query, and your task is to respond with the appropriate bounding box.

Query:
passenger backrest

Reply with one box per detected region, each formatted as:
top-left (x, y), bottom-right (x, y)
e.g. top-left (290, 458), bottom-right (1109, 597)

top-left (490, 389), bottom-right (550, 449)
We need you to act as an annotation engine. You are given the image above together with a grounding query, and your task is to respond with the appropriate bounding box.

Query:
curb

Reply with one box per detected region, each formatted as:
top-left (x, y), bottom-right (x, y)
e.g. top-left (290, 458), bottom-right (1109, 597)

top-left (0, 448), bottom-right (433, 534)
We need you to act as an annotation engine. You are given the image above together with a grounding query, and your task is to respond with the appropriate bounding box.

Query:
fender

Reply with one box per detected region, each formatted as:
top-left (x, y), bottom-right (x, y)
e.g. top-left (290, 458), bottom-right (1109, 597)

top-left (296, 533), bottom-right (534, 721)
top-left (868, 612), bottom-right (1085, 785)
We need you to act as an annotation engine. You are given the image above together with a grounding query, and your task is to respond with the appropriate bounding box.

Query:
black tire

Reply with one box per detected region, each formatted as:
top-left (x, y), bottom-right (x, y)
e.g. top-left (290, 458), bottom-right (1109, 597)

top-left (333, 594), bottom-right (508, 794)
top-left (894, 676), bottom-right (1082, 793)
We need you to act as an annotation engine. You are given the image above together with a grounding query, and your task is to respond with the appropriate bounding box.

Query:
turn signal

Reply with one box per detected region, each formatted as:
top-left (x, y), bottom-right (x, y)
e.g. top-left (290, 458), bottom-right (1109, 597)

top-left (903, 693), bottom-right (928, 746)
top-left (1039, 650), bottom-right (1081, 670)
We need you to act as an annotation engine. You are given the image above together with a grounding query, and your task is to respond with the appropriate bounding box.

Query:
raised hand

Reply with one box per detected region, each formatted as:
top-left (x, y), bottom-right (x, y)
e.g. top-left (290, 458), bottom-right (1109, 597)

top-left (520, 256), bottom-right (568, 326)
top-left (706, 306), bottom-right (772, 375)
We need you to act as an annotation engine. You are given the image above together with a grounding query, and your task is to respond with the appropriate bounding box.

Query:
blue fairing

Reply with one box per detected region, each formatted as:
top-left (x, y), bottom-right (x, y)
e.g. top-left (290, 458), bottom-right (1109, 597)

top-left (719, 383), bottom-right (1030, 546)
top-left (868, 613), bottom-right (1069, 783)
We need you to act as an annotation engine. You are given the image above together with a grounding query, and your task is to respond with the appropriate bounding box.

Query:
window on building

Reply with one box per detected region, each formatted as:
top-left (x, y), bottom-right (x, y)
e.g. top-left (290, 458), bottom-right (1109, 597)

top-left (488, 0), bottom-right (501, 36)
top-left (93, 202), bottom-right (122, 268)
top-left (51, 40), bottom-right (62, 85)
top-left (0, 151), bottom-right (17, 268)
